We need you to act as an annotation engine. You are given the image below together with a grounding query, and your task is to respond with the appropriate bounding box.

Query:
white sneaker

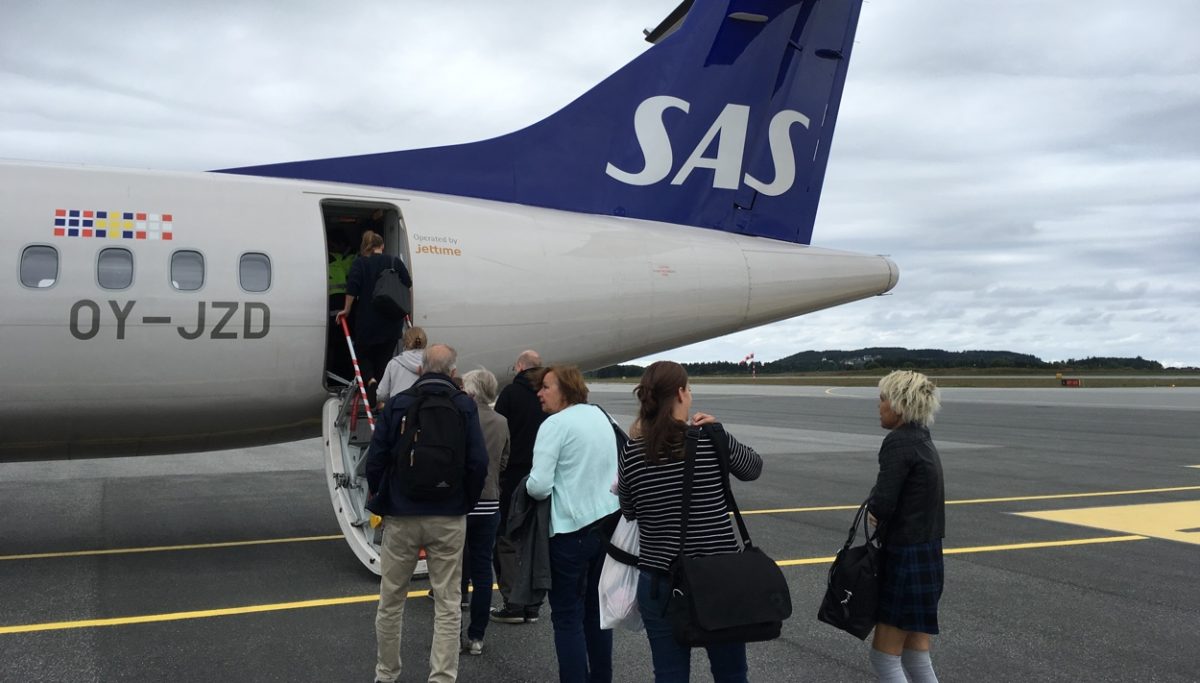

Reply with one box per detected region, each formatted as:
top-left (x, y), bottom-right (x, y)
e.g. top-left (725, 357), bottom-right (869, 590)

top-left (466, 639), bottom-right (483, 656)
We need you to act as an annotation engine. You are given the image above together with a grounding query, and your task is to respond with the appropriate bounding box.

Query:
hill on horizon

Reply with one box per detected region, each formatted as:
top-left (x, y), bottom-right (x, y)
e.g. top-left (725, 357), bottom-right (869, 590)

top-left (587, 348), bottom-right (1185, 378)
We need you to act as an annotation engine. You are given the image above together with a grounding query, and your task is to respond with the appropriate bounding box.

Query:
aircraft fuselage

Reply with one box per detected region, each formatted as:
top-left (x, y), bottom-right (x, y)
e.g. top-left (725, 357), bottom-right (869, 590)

top-left (0, 160), bottom-right (896, 460)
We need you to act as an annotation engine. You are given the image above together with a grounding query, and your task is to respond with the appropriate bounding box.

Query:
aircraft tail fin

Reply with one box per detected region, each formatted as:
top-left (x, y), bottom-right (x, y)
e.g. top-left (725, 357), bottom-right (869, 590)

top-left (220, 0), bottom-right (864, 245)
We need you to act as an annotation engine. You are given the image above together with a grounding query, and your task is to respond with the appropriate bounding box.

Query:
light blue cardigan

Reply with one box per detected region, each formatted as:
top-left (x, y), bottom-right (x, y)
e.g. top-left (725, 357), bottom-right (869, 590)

top-left (526, 403), bottom-right (619, 535)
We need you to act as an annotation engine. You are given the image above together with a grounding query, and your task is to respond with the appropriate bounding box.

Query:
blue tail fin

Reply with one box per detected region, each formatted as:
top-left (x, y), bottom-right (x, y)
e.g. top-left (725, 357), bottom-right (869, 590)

top-left (220, 0), bottom-right (863, 244)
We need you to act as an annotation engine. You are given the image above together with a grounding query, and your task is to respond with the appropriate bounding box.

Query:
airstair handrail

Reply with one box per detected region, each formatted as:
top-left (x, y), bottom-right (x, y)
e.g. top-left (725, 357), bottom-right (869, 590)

top-left (337, 315), bottom-right (375, 432)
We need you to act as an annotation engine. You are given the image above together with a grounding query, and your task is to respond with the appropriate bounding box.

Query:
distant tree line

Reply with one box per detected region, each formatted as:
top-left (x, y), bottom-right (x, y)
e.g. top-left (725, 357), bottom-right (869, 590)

top-left (584, 348), bottom-right (1184, 378)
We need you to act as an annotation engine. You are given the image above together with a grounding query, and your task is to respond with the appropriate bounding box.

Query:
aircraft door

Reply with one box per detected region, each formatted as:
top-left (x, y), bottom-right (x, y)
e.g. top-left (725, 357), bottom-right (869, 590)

top-left (321, 201), bottom-right (412, 390)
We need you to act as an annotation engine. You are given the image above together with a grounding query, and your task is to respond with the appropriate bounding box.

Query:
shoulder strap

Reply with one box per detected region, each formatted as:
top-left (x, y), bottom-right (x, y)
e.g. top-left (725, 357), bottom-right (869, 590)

top-left (678, 424), bottom-right (754, 554)
top-left (591, 403), bottom-right (629, 453)
top-left (705, 423), bottom-right (754, 547)
top-left (413, 376), bottom-right (461, 395)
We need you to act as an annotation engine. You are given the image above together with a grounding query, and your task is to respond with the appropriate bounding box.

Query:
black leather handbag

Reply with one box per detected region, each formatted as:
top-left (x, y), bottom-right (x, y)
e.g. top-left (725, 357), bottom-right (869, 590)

top-left (371, 258), bottom-right (410, 320)
top-left (667, 424), bottom-right (792, 646)
top-left (816, 499), bottom-right (881, 640)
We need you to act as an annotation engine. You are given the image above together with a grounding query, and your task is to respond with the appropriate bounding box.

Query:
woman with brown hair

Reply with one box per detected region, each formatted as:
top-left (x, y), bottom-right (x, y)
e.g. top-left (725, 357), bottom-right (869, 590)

top-left (336, 230), bottom-right (411, 401)
top-left (616, 361), bottom-right (763, 683)
top-left (525, 365), bottom-right (620, 682)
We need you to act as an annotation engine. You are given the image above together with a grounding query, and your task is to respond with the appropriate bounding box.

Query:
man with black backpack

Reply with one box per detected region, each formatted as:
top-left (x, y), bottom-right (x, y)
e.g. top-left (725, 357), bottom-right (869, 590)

top-left (365, 343), bottom-right (488, 683)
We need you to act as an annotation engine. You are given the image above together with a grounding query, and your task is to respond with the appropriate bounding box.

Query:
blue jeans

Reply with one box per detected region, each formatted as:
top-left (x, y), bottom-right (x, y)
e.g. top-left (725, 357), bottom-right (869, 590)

top-left (547, 525), bottom-right (612, 683)
top-left (460, 509), bottom-right (501, 640)
top-left (637, 571), bottom-right (748, 683)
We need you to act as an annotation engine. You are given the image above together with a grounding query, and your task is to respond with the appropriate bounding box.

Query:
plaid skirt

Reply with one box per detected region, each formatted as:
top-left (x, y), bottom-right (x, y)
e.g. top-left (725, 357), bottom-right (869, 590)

top-left (876, 539), bottom-right (944, 634)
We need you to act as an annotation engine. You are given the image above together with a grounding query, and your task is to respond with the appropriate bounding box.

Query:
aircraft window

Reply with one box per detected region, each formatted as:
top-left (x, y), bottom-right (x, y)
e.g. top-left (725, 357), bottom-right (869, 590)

top-left (170, 250), bottom-right (205, 291)
top-left (97, 248), bottom-right (134, 290)
top-left (239, 252), bottom-right (271, 292)
top-left (20, 245), bottom-right (58, 288)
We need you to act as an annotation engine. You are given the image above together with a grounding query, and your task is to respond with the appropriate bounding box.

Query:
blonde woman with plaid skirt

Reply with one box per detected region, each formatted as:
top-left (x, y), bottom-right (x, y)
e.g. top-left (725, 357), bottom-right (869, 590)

top-left (866, 371), bottom-right (945, 682)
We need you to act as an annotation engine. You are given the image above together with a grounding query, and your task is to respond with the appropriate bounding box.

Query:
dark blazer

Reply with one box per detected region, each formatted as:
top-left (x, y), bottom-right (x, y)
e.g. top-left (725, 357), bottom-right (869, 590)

top-left (345, 253), bottom-right (411, 345)
top-left (364, 373), bottom-right (488, 517)
top-left (506, 477), bottom-right (552, 607)
top-left (868, 423), bottom-right (945, 546)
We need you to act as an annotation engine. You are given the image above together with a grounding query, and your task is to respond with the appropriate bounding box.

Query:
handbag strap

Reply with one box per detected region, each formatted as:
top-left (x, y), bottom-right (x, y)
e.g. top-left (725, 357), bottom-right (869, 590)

top-left (841, 498), bottom-right (879, 551)
top-left (678, 423), bottom-right (754, 553)
top-left (591, 403), bottom-right (630, 456)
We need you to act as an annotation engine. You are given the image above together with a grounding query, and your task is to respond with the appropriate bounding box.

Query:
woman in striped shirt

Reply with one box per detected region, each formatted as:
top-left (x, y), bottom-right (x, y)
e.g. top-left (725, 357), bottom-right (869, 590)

top-left (616, 361), bottom-right (763, 683)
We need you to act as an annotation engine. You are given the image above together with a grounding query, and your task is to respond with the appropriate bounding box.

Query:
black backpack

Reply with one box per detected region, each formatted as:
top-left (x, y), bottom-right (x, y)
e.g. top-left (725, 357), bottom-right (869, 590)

top-left (391, 379), bottom-right (468, 501)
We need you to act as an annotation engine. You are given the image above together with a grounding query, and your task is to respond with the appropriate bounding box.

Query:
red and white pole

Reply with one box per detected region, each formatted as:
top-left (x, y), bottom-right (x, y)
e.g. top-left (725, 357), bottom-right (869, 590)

top-left (339, 315), bottom-right (375, 432)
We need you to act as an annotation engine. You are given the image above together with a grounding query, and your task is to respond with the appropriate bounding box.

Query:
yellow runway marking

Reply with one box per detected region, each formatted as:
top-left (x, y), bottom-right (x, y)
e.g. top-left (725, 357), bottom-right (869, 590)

top-left (0, 536), bottom-right (1146, 635)
top-left (741, 484), bottom-right (1200, 516)
top-left (5, 485), bottom-right (1197, 562)
top-left (0, 535), bottom-right (342, 561)
top-left (776, 534), bottom-right (1146, 566)
top-left (0, 595), bottom-right (381, 635)
top-left (1018, 501), bottom-right (1200, 546)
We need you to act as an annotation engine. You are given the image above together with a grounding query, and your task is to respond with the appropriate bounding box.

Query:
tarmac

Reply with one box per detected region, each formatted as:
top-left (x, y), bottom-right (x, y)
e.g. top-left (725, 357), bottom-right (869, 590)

top-left (1, 384), bottom-right (1198, 682)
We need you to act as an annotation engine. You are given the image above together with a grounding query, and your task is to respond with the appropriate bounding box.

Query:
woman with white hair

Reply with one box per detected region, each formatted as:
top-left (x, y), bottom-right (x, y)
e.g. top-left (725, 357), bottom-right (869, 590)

top-left (458, 367), bottom-right (510, 656)
top-left (867, 370), bottom-right (945, 683)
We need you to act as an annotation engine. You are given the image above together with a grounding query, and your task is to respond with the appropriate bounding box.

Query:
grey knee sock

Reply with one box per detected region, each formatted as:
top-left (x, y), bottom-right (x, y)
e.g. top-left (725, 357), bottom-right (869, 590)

top-left (901, 648), bottom-right (938, 683)
top-left (870, 648), bottom-right (908, 683)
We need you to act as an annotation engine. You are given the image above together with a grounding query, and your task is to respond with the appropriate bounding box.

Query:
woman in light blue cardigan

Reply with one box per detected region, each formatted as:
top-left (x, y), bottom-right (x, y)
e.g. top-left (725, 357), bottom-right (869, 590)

top-left (526, 365), bottom-right (619, 683)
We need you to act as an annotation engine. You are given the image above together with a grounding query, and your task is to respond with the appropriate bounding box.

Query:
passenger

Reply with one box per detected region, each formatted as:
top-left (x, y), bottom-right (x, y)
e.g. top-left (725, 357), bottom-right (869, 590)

top-left (457, 368), bottom-right (510, 656)
top-left (491, 349), bottom-right (549, 624)
top-left (867, 370), bottom-right (945, 683)
top-left (365, 344), bottom-right (488, 683)
top-left (336, 229), bottom-right (412, 403)
top-left (525, 365), bottom-right (619, 683)
top-left (617, 361), bottom-right (762, 683)
top-left (376, 326), bottom-right (428, 408)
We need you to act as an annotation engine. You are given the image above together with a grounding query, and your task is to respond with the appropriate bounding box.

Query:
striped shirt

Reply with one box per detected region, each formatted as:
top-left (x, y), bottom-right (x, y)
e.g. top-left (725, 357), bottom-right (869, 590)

top-left (617, 427), bottom-right (763, 573)
top-left (469, 499), bottom-right (500, 517)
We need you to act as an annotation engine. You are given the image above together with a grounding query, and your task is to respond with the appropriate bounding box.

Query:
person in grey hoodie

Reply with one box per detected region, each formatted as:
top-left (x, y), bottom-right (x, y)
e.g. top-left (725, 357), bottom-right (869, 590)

top-left (376, 326), bottom-right (427, 408)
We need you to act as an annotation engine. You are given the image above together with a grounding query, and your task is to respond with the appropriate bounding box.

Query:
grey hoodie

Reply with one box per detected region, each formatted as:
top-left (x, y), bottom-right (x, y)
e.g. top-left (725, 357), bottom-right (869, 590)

top-left (376, 349), bottom-right (423, 404)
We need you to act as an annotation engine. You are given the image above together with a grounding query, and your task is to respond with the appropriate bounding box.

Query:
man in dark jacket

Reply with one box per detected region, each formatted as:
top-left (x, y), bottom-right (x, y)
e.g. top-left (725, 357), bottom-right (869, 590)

top-left (490, 349), bottom-right (548, 624)
top-left (366, 344), bottom-right (488, 683)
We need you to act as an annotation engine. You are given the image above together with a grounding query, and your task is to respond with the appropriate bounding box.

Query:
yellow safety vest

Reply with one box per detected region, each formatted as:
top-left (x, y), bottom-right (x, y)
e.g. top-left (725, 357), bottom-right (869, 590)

top-left (328, 252), bottom-right (354, 296)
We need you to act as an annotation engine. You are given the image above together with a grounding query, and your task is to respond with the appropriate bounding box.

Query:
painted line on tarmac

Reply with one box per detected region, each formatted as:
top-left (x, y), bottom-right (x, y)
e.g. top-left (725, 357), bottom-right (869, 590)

top-left (0, 535), bottom-right (1147, 635)
top-left (742, 485), bottom-right (1200, 516)
top-left (777, 534), bottom-right (1146, 566)
top-left (0, 535), bottom-right (343, 561)
top-left (5, 485), bottom-right (1194, 562)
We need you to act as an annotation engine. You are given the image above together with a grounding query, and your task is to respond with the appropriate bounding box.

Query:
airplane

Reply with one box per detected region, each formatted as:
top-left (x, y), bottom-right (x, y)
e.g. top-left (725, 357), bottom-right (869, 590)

top-left (0, 0), bottom-right (894, 574)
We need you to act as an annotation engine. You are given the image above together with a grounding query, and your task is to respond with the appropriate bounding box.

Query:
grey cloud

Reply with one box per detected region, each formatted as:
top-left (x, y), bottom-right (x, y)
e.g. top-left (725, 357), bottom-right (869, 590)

top-left (1, 1), bottom-right (1196, 366)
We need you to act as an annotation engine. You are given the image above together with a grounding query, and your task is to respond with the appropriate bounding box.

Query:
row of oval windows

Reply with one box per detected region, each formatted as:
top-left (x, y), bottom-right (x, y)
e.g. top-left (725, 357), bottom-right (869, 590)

top-left (20, 245), bottom-right (272, 292)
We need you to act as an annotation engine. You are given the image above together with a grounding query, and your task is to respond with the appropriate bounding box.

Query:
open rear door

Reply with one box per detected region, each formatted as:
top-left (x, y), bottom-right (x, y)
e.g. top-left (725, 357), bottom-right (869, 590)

top-left (323, 390), bottom-right (427, 577)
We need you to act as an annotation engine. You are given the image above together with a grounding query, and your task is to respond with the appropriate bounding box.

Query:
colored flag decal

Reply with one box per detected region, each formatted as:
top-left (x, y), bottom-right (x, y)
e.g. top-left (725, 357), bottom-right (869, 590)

top-left (52, 209), bottom-right (174, 240)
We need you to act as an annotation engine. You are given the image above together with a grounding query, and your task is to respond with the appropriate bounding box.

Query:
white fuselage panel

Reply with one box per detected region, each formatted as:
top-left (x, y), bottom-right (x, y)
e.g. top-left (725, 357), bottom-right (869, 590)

top-left (0, 161), bottom-right (896, 458)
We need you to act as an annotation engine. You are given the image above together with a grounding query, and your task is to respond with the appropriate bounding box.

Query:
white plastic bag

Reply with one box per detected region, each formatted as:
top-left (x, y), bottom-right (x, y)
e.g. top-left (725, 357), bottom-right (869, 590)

top-left (598, 516), bottom-right (642, 631)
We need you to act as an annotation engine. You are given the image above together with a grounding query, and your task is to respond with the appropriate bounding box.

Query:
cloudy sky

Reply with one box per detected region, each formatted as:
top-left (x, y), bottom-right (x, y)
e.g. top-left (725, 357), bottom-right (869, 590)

top-left (3, 1), bottom-right (1198, 367)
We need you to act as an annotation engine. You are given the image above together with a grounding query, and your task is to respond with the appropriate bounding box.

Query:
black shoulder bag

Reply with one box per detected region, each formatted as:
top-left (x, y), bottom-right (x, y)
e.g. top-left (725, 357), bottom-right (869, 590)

top-left (667, 424), bottom-right (792, 646)
top-left (816, 499), bottom-right (881, 640)
top-left (371, 257), bottom-right (411, 321)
